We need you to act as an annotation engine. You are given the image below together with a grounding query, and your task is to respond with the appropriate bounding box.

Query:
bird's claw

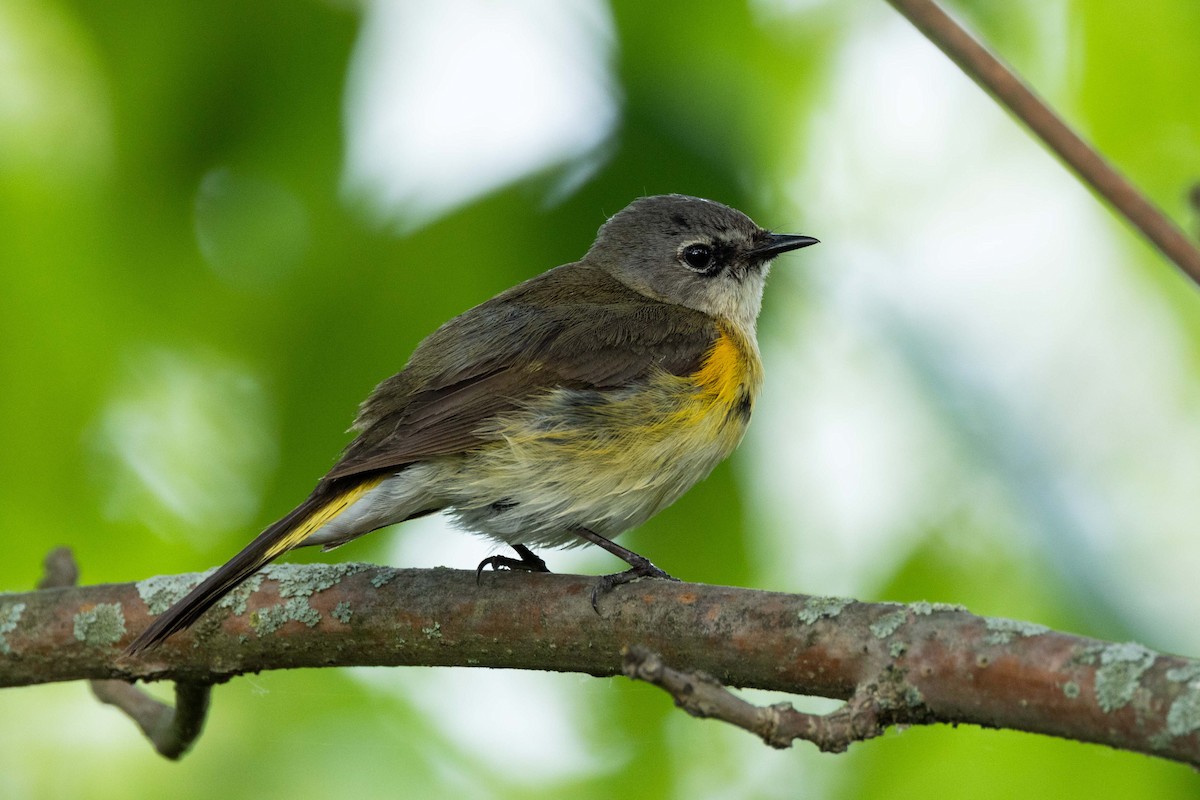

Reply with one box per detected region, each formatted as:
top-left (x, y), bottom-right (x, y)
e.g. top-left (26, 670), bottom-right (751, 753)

top-left (590, 559), bottom-right (678, 612)
top-left (475, 545), bottom-right (550, 584)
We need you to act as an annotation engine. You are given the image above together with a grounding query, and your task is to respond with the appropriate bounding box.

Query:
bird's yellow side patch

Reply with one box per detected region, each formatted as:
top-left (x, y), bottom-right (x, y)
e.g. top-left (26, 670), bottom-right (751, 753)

top-left (685, 321), bottom-right (763, 420)
top-left (692, 326), bottom-right (747, 404)
top-left (655, 323), bottom-right (761, 433)
top-left (264, 476), bottom-right (385, 559)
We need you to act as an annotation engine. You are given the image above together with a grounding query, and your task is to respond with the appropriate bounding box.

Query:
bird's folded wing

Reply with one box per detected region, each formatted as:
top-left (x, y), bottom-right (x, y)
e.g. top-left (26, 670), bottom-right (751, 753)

top-left (324, 269), bottom-right (718, 480)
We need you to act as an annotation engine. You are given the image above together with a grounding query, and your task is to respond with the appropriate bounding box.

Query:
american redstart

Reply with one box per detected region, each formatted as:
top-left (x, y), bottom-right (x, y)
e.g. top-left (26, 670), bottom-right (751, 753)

top-left (126, 194), bottom-right (818, 653)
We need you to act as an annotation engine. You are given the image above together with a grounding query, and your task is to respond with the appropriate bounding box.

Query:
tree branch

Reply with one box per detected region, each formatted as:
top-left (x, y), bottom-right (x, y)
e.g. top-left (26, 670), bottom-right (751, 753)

top-left (886, 0), bottom-right (1200, 286)
top-left (2, 560), bottom-right (1198, 764)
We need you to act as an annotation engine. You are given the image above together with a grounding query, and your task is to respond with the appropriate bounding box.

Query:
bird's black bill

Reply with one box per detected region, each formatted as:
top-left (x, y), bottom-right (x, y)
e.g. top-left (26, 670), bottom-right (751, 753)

top-left (751, 233), bottom-right (820, 259)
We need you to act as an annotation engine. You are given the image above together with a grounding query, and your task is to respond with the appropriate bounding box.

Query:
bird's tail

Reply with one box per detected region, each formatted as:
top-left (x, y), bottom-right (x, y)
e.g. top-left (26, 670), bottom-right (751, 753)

top-left (124, 477), bottom-right (383, 655)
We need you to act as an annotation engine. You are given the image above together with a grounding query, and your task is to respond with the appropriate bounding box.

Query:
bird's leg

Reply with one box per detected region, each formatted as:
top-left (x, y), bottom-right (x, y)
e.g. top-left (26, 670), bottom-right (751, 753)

top-left (571, 527), bottom-right (679, 611)
top-left (476, 544), bottom-right (550, 583)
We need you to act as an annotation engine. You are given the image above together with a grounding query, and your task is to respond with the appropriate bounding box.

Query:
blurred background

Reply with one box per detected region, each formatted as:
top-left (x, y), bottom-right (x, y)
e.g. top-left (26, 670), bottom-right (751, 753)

top-left (2, 0), bottom-right (1199, 796)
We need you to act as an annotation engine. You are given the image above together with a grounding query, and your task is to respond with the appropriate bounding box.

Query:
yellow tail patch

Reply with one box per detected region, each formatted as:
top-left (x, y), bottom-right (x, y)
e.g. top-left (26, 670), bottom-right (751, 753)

top-left (263, 476), bottom-right (385, 559)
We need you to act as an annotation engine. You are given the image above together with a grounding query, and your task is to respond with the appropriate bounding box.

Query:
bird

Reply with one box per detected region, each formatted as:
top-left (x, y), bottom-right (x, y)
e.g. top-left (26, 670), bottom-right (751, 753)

top-left (125, 194), bottom-right (818, 654)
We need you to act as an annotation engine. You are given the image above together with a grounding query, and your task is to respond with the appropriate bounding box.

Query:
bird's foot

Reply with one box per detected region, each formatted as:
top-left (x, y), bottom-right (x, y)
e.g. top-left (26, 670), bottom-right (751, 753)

top-left (590, 555), bottom-right (679, 613)
top-left (476, 544), bottom-right (550, 584)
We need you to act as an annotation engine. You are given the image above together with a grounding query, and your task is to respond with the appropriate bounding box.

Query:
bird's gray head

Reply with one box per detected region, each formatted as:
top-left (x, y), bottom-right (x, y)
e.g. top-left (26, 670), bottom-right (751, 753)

top-left (585, 195), bottom-right (818, 332)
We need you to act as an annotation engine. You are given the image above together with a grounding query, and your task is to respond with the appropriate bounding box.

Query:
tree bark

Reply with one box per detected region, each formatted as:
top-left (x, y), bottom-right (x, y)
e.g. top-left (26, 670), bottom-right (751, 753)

top-left (2, 562), bottom-right (1198, 765)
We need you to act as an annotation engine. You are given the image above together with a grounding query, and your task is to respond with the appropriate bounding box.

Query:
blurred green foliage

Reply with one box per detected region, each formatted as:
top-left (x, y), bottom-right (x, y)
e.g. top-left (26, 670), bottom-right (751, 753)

top-left (2, 0), bottom-right (1199, 797)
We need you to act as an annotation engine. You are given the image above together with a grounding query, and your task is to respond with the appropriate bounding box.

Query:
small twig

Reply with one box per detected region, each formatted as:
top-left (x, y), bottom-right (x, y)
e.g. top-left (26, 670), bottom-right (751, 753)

top-left (622, 645), bottom-right (908, 753)
top-left (36, 547), bottom-right (79, 591)
top-left (886, 0), bottom-right (1200, 287)
top-left (37, 548), bottom-right (211, 760)
top-left (90, 680), bottom-right (211, 760)
top-left (1190, 184), bottom-right (1200, 241)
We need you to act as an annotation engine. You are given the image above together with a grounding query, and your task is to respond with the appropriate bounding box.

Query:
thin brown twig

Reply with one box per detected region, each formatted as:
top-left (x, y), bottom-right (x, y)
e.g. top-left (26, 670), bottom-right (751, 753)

top-left (885, 0), bottom-right (1200, 286)
top-left (90, 680), bottom-right (211, 760)
top-left (622, 645), bottom-right (904, 752)
top-left (1189, 184), bottom-right (1200, 241)
top-left (36, 548), bottom-right (210, 760)
top-left (36, 548), bottom-right (79, 591)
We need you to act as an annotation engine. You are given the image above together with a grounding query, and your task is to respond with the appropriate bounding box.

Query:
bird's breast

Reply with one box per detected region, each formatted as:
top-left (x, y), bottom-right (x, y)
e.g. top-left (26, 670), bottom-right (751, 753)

top-left (442, 320), bottom-right (763, 544)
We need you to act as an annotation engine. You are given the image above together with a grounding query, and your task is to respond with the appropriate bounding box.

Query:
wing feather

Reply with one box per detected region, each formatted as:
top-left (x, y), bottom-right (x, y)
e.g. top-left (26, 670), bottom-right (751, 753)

top-left (325, 264), bottom-right (717, 480)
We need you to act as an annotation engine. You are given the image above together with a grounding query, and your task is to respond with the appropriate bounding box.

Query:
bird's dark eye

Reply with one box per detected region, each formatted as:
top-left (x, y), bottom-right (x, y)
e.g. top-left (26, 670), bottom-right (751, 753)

top-left (680, 243), bottom-right (717, 273)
